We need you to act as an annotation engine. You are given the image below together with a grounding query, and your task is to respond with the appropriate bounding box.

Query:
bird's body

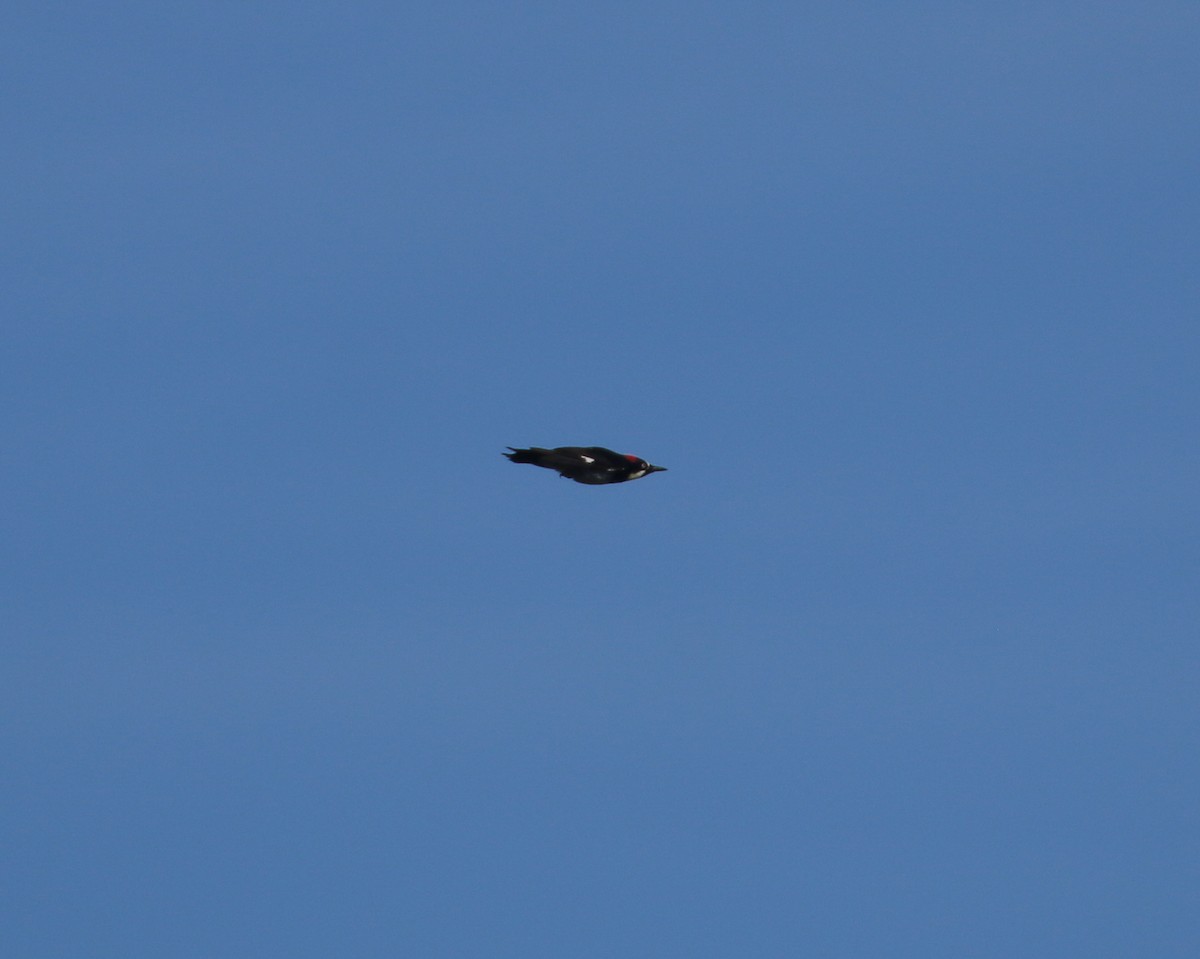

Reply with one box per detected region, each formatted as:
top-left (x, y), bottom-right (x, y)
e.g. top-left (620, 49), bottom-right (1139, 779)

top-left (504, 446), bottom-right (667, 485)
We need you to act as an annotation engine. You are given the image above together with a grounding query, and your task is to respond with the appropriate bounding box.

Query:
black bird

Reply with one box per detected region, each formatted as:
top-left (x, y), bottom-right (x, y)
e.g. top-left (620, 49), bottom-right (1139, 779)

top-left (504, 446), bottom-right (668, 485)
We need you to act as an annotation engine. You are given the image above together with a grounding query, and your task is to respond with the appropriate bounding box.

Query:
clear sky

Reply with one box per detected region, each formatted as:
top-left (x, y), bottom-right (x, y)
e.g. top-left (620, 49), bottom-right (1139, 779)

top-left (4, 3), bottom-right (1198, 956)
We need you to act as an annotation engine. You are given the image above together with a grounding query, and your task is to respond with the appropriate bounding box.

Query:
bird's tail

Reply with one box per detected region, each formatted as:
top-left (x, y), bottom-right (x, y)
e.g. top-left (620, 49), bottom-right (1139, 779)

top-left (503, 446), bottom-right (548, 465)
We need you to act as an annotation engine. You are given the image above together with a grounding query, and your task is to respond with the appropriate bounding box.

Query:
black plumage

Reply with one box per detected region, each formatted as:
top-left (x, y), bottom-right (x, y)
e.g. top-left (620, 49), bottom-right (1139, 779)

top-left (504, 446), bottom-right (667, 485)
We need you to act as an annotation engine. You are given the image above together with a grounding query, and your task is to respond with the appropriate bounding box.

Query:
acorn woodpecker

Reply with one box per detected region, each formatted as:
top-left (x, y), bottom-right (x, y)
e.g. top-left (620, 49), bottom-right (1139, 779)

top-left (504, 446), bottom-right (668, 485)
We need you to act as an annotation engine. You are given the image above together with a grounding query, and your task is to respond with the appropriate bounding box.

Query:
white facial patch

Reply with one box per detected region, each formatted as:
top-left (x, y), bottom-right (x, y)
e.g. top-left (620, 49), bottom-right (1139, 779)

top-left (580, 455), bottom-right (595, 463)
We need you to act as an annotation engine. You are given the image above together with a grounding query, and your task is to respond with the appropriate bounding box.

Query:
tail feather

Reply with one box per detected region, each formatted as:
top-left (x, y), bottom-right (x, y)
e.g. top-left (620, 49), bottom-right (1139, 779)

top-left (504, 446), bottom-right (548, 465)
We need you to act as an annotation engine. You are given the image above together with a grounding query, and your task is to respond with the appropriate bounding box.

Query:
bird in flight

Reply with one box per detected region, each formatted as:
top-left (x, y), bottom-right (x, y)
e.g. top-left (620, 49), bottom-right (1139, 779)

top-left (504, 446), bottom-right (668, 485)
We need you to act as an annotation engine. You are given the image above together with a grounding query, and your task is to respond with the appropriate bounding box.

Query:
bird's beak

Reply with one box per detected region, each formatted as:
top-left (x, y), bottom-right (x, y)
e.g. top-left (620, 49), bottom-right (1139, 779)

top-left (648, 465), bottom-right (667, 473)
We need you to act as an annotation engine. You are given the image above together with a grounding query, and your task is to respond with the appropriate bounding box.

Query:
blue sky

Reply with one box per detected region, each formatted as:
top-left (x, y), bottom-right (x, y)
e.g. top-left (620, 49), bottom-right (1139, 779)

top-left (4, 3), bottom-right (1198, 956)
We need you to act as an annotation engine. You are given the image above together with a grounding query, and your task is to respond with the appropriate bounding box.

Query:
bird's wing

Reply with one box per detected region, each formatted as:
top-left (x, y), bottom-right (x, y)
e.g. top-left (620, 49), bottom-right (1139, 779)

top-left (578, 447), bottom-right (626, 467)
